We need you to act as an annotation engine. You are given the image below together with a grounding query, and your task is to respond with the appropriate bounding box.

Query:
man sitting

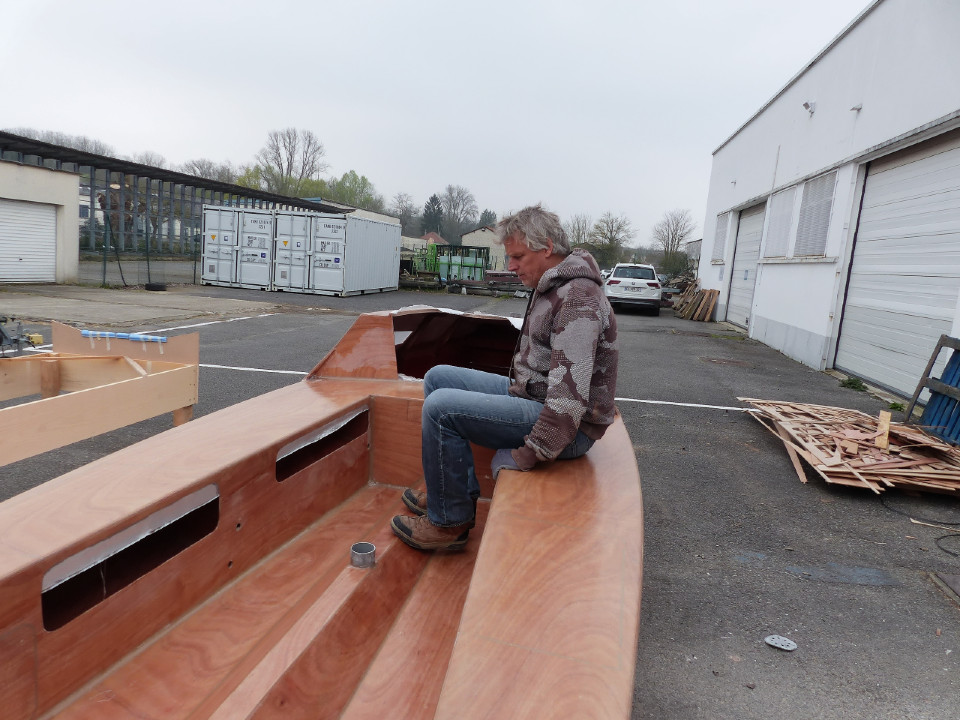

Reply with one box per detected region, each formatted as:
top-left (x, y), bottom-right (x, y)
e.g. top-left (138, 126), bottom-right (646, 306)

top-left (391, 204), bottom-right (619, 550)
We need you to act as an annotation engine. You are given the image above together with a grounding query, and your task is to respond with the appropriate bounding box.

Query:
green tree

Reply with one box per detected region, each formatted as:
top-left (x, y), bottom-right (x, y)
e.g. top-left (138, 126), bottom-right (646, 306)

top-left (421, 194), bottom-right (444, 236)
top-left (323, 170), bottom-right (385, 211)
top-left (477, 209), bottom-right (497, 229)
top-left (234, 164), bottom-right (264, 190)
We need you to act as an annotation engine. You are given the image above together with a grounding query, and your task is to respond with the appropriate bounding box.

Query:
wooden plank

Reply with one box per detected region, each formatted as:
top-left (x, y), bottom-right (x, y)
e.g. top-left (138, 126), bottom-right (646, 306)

top-left (776, 424), bottom-right (808, 483)
top-left (0, 365), bottom-right (199, 466)
top-left (436, 417), bottom-right (642, 719)
top-left (875, 410), bottom-right (892, 450)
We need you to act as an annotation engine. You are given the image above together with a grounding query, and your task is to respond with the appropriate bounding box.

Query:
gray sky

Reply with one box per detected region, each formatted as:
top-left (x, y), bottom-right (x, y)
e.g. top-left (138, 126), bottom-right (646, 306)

top-left (3, 0), bottom-right (871, 245)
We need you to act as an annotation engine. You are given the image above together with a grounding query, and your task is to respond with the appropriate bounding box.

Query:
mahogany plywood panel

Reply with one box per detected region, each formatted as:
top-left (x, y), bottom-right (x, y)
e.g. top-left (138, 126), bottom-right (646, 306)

top-left (307, 313), bottom-right (398, 379)
top-left (28, 434), bottom-right (370, 720)
top-left (340, 501), bottom-right (489, 720)
top-left (53, 485), bottom-right (400, 720)
top-left (203, 526), bottom-right (426, 720)
top-left (435, 417), bottom-right (643, 720)
top-left (369, 394), bottom-right (424, 487)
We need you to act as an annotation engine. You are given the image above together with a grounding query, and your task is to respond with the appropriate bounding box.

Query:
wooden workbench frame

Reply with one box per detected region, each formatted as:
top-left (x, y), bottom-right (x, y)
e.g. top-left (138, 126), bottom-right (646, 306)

top-left (0, 322), bottom-right (198, 466)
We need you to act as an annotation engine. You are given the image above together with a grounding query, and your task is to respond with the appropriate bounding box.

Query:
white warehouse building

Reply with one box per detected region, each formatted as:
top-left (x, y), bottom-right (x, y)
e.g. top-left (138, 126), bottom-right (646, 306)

top-left (699, 0), bottom-right (960, 399)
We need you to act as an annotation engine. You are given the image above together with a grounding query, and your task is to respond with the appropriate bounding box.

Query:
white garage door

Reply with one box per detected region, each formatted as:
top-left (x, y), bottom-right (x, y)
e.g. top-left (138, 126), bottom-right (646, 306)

top-left (726, 202), bottom-right (766, 329)
top-left (834, 130), bottom-right (960, 396)
top-left (0, 198), bottom-right (57, 282)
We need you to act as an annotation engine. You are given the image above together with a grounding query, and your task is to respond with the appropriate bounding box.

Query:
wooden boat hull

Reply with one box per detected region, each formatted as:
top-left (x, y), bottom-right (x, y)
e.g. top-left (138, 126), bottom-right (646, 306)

top-left (0, 308), bottom-right (642, 719)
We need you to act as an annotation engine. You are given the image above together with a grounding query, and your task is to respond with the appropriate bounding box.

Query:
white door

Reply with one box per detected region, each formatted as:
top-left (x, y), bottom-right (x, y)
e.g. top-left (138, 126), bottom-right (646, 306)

top-left (834, 130), bottom-right (960, 396)
top-left (726, 203), bottom-right (766, 329)
top-left (0, 199), bottom-right (56, 282)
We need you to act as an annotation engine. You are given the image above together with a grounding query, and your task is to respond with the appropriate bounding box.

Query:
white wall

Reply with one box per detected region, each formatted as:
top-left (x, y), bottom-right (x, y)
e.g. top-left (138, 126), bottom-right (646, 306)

top-left (462, 227), bottom-right (505, 270)
top-left (699, 0), bottom-right (960, 368)
top-left (0, 161), bottom-right (80, 283)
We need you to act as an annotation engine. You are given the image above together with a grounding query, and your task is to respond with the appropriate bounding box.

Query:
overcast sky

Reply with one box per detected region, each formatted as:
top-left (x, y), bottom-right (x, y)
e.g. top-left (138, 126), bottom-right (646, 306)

top-left (3, 0), bottom-right (872, 244)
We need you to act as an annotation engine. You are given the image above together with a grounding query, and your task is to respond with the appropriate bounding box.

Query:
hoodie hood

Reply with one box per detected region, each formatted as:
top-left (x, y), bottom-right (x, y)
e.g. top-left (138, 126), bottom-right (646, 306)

top-left (535, 248), bottom-right (604, 294)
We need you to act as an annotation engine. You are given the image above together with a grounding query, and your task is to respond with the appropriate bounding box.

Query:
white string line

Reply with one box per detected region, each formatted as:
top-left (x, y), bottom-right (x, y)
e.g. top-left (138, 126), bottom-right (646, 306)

top-left (615, 397), bottom-right (759, 412)
top-left (200, 363), bottom-right (307, 376)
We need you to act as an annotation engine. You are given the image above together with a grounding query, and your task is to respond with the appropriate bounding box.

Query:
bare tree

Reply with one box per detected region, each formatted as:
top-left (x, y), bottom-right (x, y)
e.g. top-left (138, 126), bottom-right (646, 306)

top-left (255, 128), bottom-right (328, 196)
top-left (440, 184), bottom-right (478, 244)
top-left (652, 209), bottom-right (696, 274)
top-left (6, 127), bottom-right (115, 156)
top-left (130, 151), bottom-right (167, 168)
top-left (179, 158), bottom-right (239, 184)
top-left (565, 214), bottom-right (593, 247)
top-left (390, 192), bottom-right (419, 235)
top-left (588, 212), bottom-right (635, 268)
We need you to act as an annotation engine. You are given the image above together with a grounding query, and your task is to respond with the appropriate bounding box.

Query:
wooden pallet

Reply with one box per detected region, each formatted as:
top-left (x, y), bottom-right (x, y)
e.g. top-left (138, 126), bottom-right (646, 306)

top-left (740, 398), bottom-right (960, 494)
top-left (673, 282), bottom-right (718, 321)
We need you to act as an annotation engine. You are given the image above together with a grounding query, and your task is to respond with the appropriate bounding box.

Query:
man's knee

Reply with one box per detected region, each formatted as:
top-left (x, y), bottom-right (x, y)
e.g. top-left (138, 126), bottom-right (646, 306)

top-left (422, 387), bottom-right (458, 425)
top-left (423, 364), bottom-right (456, 396)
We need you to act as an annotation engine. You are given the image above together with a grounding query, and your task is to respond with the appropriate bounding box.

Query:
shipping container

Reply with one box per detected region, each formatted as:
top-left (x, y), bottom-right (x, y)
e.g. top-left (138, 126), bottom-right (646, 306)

top-left (308, 213), bottom-right (400, 296)
top-left (201, 207), bottom-right (274, 290)
top-left (202, 206), bottom-right (400, 295)
top-left (273, 211), bottom-right (311, 292)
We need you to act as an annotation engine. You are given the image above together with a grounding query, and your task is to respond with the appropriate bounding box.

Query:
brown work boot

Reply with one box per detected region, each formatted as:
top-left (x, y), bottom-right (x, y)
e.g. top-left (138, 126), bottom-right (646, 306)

top-left (401, 488), bottom-right (428, 516)
top-left (400, 488), bottom-right (476, 529)
top-left (391, 514), bottom-right (470, 551)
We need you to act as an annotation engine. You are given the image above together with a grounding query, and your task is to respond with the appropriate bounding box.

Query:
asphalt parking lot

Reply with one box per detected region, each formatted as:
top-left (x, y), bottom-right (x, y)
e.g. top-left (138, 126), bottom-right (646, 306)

top-left (1, 274), bottom-right (959, 719)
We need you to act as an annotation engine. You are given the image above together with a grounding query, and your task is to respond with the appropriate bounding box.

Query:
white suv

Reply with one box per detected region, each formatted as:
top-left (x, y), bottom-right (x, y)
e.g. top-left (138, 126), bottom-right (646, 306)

top-left (603, 263), bottom-right (662, 314)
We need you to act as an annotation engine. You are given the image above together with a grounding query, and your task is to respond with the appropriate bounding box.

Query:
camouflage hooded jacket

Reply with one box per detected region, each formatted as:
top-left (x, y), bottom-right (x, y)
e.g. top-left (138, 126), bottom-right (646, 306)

top-left (509, 248), bottom-right (619, 469)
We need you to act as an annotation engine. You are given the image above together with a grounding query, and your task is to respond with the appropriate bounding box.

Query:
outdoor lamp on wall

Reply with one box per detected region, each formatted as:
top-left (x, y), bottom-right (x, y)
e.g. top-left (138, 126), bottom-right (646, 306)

top-left (802, 101), bottom-right (816, 115)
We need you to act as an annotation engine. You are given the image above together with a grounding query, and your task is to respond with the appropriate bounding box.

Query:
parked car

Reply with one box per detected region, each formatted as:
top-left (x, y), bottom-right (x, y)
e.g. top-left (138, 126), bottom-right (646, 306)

top-left (603, 262), bottom-right (662, 314)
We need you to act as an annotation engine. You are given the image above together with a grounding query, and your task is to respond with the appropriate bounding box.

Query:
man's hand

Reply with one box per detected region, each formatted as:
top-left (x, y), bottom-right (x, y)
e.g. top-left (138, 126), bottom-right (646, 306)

top-left (491, 448), bottom-right (521, 479)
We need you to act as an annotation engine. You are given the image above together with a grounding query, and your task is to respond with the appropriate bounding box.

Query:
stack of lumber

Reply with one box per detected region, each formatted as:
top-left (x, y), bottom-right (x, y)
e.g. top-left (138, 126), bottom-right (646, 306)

top-left (673, 281), bottom-right (719, 321)
top-left (741, 398), bottom-right (960, 494)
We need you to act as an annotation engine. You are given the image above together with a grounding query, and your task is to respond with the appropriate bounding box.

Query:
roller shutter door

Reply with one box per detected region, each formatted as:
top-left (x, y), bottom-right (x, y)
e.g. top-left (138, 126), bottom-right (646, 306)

top-left (0, 199), bottom-right (57, 282)
top-left (835, 130), bottom-right (960, 396)
top-left (726, 202), bottom-right (765, 329)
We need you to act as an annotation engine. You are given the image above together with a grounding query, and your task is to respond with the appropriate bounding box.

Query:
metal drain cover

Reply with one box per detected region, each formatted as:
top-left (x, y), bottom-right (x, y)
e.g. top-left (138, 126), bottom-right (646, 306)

top-left (764, 635), bottom-right (797, 651)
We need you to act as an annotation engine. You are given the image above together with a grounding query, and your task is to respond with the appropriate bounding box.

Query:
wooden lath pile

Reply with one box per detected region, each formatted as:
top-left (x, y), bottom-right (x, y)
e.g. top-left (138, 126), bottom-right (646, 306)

top-left (740, 398), bottom-right (960, 494)
top-left (673, 281), bottom-right (719, 321)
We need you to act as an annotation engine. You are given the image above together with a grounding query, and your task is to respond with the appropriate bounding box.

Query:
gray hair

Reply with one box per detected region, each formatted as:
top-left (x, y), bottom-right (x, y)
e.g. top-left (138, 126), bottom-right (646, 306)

top-left (496, 204), bottom-right (570, 255)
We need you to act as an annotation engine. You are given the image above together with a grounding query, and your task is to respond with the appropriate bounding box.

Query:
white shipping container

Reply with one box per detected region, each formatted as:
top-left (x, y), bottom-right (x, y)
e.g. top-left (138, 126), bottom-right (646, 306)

top-left (274, 212), bottom-right (311, 292)
top-left (236, 209), bottom-right (274, 290)
top-left (201, 207), bottom-right (239, 286)
top-left (308, 213), bottom-right (400, 296)
top-left (201, 205), bottom-right (400, 295)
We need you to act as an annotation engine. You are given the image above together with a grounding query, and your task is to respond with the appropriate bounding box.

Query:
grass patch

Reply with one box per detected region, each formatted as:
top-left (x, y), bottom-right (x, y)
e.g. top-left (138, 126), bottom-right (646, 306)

top-left (888, 402), bottom-right (905, 412)
top-left (840, 376), bottom-right (867, 391)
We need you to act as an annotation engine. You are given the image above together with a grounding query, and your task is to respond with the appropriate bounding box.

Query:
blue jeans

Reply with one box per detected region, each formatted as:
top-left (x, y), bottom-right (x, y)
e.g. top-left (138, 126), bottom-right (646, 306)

top-left (421, 365), bottom-right (594, 527)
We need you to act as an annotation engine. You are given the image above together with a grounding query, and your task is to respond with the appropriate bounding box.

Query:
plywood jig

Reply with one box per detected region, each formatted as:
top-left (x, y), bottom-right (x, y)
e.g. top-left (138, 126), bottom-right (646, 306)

top-left (0, 321), bottom-right (198, 466)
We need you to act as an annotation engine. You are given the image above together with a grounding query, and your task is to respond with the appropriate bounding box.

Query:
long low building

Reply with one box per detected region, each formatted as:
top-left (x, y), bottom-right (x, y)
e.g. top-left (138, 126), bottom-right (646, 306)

top-left (698, 0), bottom-right (960, 399)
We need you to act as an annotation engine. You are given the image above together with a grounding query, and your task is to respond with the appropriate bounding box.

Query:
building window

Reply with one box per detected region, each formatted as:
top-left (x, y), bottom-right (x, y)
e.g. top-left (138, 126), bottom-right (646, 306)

top-left (794, 171), bottom-right (837, 256)
top-left (763, 186), bottom-right (795, 257)
top-left (711, 212), bottom-right (729, 261)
